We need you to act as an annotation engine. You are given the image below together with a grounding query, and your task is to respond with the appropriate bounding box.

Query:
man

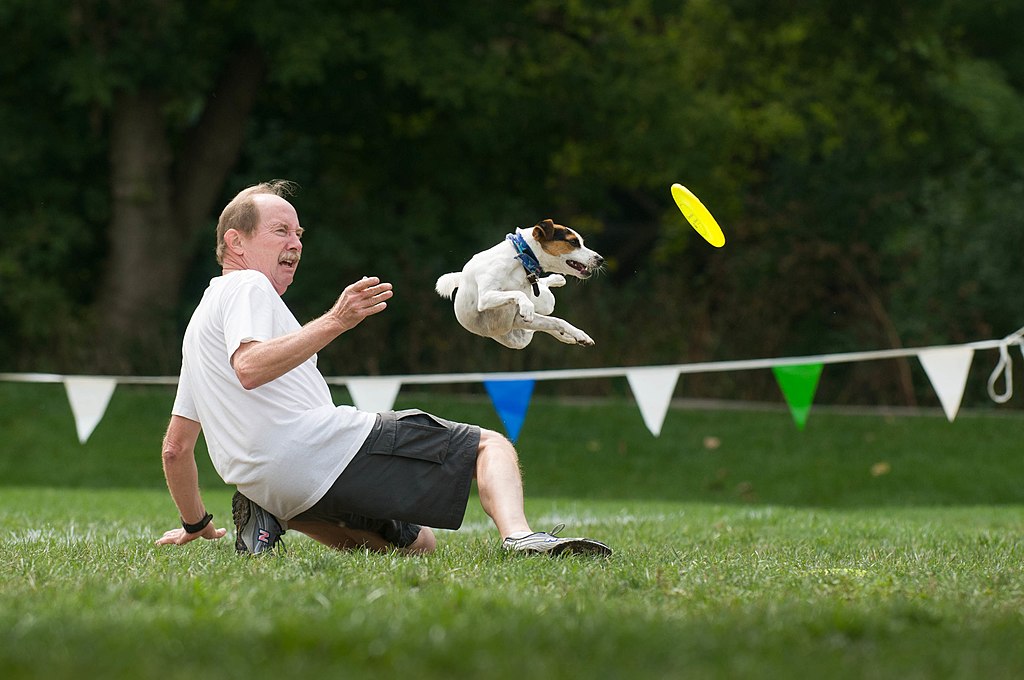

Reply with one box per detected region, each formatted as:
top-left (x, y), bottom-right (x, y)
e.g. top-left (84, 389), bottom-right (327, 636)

top-left (155, 180), bottom-right (611, 557)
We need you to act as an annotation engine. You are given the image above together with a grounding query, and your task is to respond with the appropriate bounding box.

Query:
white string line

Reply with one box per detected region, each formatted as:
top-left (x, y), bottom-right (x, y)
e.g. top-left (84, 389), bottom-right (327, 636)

top-left (0, 373), bottom-right (179, 385)
top-left (2, 328), bottom-right (1022, 395)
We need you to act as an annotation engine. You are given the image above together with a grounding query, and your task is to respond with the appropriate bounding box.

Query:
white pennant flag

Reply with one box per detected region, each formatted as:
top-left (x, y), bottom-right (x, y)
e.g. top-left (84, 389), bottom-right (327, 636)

top-left (346, 378), bottom-right (402, 413)
top-left (918, 347), bottom-right (974, 422)
top-left (626, 367), bottom-right (680, 436)
top-left (63, 376), bottom-right (118, 444)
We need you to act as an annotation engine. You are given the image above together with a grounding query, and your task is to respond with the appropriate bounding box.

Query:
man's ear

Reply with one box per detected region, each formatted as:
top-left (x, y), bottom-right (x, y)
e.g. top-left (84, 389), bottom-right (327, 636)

top-left (224, 228), bottom-right (244, 255)
top-left (533, 219), bottom-right (556, 241)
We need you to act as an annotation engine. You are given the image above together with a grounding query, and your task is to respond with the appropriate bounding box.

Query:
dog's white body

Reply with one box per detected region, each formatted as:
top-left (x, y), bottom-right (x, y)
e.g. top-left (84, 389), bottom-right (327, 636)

top-left (436, 219), bottom-right (603, 349)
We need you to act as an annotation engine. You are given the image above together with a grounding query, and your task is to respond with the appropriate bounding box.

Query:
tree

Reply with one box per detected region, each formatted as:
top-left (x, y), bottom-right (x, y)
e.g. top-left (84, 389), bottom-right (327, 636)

top-left (1, 1), bottom-right (272, 370)
top-left (2, 0), bottom-right (1022, 409)
top-left (74, 2), bottom-right (268, 369)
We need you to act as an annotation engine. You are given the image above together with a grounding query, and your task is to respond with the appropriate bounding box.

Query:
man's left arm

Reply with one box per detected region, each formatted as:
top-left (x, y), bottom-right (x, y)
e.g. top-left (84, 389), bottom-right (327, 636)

top-left (155, 415), bottom-right (227, 546)
top-left (232, 275), bottom-right (393, 389)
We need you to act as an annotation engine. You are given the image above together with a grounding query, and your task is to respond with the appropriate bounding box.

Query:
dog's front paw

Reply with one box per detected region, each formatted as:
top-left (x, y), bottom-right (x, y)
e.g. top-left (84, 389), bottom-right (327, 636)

top-left (543, 274), bottom-right (567, 288)
top-left (517, 300), bottom-right (536, 322)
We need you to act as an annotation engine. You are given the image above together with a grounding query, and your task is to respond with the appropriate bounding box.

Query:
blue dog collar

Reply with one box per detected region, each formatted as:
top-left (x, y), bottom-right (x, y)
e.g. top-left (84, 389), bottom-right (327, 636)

top-left (506, 232), bottom-right (544, 295)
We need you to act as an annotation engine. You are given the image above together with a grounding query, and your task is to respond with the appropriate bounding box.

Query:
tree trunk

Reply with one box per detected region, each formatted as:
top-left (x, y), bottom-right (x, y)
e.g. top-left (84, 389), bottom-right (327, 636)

top-left (174, 47), bottom-right (267, 241)
top-left (94, 49), bottom-right (266, 373)
top-left (98, 91), bottom-right (182, 372)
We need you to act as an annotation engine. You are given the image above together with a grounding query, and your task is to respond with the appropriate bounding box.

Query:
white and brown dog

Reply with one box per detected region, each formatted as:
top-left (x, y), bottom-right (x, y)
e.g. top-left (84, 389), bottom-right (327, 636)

top-left (436, 219), bottom-right (604, 349)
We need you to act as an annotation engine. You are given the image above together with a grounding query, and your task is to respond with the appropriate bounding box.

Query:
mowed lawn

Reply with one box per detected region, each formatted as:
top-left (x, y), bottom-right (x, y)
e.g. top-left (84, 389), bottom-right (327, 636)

top-left (1, 383), bottom-right (1023, 678)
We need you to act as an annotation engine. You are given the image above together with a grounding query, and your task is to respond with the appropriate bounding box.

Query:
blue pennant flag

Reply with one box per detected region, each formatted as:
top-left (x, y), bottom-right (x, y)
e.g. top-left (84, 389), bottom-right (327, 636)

top-left (484, 379), bottom-right (535, 442)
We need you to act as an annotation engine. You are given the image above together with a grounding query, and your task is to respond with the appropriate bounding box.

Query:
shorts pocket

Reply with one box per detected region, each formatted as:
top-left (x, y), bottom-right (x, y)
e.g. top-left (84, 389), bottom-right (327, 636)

top-left (369, 409), bottom-right (451, 464)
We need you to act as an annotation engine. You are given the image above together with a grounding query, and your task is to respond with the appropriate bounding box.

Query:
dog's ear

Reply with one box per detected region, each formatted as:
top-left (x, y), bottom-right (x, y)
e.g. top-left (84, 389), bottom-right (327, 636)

top-left (533, 219), bottom-right (556, 241)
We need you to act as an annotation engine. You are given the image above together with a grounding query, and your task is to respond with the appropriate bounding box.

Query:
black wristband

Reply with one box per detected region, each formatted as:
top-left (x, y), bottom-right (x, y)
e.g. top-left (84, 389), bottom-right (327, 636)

top-left (181, 512), bottom-right (213, 534)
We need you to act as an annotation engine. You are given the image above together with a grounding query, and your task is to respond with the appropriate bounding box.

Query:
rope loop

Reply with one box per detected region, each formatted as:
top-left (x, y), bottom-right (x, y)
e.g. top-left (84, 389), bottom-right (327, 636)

top-left (987, 326), bottom-right (1024, 404)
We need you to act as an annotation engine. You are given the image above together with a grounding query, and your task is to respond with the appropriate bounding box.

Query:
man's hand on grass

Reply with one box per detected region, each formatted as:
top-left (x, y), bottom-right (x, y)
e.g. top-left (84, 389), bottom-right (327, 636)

top-left (155, 523), bottom-right (227, 546)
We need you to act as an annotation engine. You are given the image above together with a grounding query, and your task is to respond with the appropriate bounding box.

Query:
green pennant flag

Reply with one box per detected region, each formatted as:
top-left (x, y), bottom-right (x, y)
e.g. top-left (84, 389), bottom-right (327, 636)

top-left (772, 363), bottom-right (824, 430)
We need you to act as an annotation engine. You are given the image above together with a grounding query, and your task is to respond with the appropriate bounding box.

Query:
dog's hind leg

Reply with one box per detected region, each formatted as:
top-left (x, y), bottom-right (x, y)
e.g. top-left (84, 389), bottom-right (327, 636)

top-left (516, 315), bottom-right (595, 347)
top-left (494, 329), bottom-right (535, 349)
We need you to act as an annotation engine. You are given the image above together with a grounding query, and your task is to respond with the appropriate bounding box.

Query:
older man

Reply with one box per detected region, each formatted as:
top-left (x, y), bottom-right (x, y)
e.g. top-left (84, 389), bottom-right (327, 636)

top-left (155, 180), bottom-right (611, 557)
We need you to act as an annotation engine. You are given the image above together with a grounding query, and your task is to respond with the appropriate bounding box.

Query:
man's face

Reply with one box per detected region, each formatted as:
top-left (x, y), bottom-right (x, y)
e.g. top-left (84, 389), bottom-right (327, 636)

top-left (240, 195), bottom-right (304, 295)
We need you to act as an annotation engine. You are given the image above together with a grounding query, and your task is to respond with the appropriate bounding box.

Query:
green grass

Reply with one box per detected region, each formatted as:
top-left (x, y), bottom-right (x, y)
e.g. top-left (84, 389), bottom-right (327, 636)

top-left (3, 490), bottom-right (1023, 679)
top-left (2, 383), bottom-right (1024, 678)
top-left (4, 382), bottom-right (1024, 507)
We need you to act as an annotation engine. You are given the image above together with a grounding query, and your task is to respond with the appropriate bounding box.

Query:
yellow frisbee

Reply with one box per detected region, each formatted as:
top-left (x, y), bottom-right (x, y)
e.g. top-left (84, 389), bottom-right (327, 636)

top-left (671, 183), bottom-right (725, 248)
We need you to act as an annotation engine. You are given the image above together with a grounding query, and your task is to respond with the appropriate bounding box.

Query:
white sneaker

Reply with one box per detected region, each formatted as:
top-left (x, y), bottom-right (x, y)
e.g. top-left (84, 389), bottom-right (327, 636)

top-left (502, 524), bottom-right (613, 557)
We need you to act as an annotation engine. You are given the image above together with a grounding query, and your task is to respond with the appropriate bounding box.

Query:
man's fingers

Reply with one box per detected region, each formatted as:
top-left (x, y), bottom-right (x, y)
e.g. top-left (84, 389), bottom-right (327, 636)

top-left (365, 283), bottom-right (393, 298)
top-left (368, 287), bottom-right (393, 303)
top-left (350, 277), bottom-right (391, 293)
top-left (345, 280), bottom-right (393, 310)
top-left (350, 276), bottom-right (381, 292)
top-left (332, 277), bottom-right (394, 329)
top-left (155, 525), bottom-right (226, 546)
top-left (155, 528), bottom-right (186, 546)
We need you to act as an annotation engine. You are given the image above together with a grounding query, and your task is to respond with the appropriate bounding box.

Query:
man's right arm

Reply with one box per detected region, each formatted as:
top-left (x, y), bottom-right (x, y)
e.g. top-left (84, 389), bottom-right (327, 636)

top-left (156, 415), bottom-right (226, 546)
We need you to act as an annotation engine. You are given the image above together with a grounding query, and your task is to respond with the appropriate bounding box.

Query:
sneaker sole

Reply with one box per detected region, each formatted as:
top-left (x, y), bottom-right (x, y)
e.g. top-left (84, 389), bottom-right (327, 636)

top-left (548, 539), bottom-right (613, 557)
top-left (514, 538), bottom-right (612, 557)
top-left (231, 491), bottom-right (251, 555)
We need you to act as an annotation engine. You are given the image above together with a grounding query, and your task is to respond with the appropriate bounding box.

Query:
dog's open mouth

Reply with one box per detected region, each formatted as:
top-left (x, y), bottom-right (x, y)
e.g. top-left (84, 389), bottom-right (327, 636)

top-left (567, 260), bottom-right (591, 277)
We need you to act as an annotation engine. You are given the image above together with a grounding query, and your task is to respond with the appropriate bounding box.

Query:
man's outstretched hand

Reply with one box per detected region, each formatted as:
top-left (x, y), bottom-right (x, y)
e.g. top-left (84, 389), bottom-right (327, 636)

top-left (330, 276), bottom-right (394, 332)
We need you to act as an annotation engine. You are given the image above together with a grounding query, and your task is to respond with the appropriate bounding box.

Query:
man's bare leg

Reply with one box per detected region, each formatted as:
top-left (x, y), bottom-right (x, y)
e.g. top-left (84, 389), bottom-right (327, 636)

top-left (288, 519), bottom-right (436, 555)
top-left (474, 428), bottom-right (532, 539)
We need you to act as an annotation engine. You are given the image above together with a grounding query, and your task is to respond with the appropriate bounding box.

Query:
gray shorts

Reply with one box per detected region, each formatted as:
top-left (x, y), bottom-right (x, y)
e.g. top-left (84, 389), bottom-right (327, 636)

top-left (293, 409), bottom-right (480, 546)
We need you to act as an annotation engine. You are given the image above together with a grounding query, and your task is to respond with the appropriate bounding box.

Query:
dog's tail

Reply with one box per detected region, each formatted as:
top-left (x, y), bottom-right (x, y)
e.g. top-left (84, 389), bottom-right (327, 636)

top-left (435, 272), bottom-right (461, 299)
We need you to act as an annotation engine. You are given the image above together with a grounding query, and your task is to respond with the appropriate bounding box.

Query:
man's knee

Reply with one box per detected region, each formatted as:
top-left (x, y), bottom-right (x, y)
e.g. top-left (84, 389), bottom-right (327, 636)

top-left (479, 427), bottom-right (515, 454)
top-left (403, 526), bottom-right (436, 555)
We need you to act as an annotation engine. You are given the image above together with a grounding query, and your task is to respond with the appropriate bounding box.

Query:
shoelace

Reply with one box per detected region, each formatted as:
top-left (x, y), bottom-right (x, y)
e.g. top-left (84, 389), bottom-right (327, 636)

top-left (506, 523), bottom-right (567, 544)
top-left (266, 521), bottom-right (288, 554)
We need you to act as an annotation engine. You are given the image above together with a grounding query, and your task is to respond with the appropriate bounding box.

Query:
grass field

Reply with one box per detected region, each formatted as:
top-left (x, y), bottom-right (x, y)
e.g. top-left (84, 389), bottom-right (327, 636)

top-left (2, 383), bottom-right (1023, 678)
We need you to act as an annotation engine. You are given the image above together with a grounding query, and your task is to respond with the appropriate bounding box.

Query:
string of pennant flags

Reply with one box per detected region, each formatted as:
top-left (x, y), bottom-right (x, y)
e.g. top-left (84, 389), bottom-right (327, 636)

top-left (2, 326), bottom-right (1022, 445)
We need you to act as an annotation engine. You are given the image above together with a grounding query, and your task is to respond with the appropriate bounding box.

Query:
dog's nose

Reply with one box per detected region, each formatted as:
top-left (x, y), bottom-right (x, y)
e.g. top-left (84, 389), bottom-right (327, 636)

top-left (594, 255), bottom-right (605, 267)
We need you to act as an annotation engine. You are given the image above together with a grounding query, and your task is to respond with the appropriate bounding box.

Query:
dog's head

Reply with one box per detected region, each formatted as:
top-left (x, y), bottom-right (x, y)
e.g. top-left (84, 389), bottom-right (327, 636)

top-left (522, 219), bottom-right (604, 279)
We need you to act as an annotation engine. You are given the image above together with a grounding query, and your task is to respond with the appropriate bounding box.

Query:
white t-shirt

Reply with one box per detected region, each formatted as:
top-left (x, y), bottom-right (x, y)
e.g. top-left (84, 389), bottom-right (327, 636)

top-left (172, 270), bottom-right (376, 519)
